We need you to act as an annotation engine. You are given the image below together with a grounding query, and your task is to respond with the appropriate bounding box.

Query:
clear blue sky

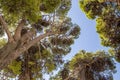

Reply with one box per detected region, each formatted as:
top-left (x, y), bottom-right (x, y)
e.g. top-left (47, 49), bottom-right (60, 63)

top-left (64, 0), bottom-right (120, 80)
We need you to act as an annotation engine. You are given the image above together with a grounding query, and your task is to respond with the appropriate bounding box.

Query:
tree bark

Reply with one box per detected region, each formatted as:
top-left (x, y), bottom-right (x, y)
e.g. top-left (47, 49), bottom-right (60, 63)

top-left (14, 19), bottom-right (26, 41)
top-left (79, 67), bottom-right (86, 80)
top-left (0, 32), bottom-right (53, 70)
top-left (19, 52), bottom-right (31, 80)
top-left (0, 15), bottom-right (14, 43)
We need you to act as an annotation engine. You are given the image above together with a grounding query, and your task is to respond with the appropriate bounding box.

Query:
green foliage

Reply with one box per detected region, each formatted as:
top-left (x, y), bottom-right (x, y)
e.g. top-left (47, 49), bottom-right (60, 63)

top-left (0, 0), bottom-right (81, 79)
top-left (79, 0), bottom-right (120, 47)
top-left (8, 60), bottom-right (22, 75)
top-left (79, 0), bottom-right (103, 19)
top-left (50, 37), bottom-right (74, 46)
top-left (56, 0), bottom-right (71, 18)
top-left (86, 10), bottom-right (95, 19)
top-left (45, 61), bottom-right (56, 73)
top-left (96, 13), bottom-right (120, 47)
top-left (115, 54), bottom-right (120, 62)
top-left (0, 38), bottom-right (7, 48)
top-left (113, 48), bottom-right (120, 63)
top-left (69, 24), bottom-right (81, 39)
top-left (16, 17), bottom-right (79, 79)
top-left (108, 48), bottom-right (116, 56)
top-left (53, 50), bottom-right (116, 80)
top-left (28, 61), bottom-right (35, 65)
top-left (41, 49), bottom-right (51, 58)
top-left (52, 47), bottom-right (71, 55)
top-left (97, 0), bottom-right (104, 3)
top-left (0, 0), bottom-right (41, 23)
top-left (33, 19), bottom-right (50, 32)
top-left (1, 0), bottom-right (120, 80)
top-left (42, 17), bottom-right (80, 55)
top-left (0, 0), bottom-right (62, 24)
top-left (40, 0), bottom-right (61, 13)
top-left (79, 0), bottom-right (120, 63)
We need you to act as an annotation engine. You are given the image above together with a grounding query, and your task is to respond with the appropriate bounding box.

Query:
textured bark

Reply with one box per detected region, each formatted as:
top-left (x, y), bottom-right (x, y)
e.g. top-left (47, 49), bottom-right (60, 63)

top-left (0, 15), bottom-right (14, 43)
top-left (14, 19), bottom-right (26, 41)
top-left (0, 42), bottom-right (17, 69)
top-left (79, 67), bottom-right (86, 80)
top-left (19, 52), bottom-right (31, 80)
top-left (0, 32), bottom-right (53, 70)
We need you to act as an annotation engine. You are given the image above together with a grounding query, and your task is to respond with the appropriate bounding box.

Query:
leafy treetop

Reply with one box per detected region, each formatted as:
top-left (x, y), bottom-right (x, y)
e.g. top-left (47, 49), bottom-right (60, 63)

top-left (51, 50), bottom-right (116, 80)
top-left (0, 0), bottom-right (81, 80)
top-left (79, 0), bottom-right (120, 62)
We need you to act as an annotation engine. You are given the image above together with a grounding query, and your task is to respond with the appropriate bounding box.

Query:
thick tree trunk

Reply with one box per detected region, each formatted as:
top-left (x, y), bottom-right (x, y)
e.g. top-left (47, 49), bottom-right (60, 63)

top-left (19, 52), bottom-right (32, 80)
top-left (0, 32), bottom-right (53, 70)
top-left (79, 68), bottom-right (86, 80)
top-left (0, 42), bottom-right (18, 68)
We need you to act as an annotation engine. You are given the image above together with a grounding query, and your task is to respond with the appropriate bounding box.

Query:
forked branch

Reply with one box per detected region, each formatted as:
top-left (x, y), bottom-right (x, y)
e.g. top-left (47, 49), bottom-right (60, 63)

top-left (0, 32), bottom-right (54, 69)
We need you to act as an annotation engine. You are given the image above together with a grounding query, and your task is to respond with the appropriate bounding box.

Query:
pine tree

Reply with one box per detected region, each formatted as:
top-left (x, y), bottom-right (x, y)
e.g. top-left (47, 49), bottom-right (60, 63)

top-left (79, 0), bottom-right (120, 62)
top-left (51, 50), bottom-right (116, 80)
top-left (0, 0), bottom-right (80, 80)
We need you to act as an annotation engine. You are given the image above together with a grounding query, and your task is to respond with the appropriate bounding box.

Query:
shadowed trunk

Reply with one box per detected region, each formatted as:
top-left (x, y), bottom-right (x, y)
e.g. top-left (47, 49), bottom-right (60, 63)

top-left (79, 68), bottom-right (86, 80)
top-left (19, 52), bottom-right (32, 80)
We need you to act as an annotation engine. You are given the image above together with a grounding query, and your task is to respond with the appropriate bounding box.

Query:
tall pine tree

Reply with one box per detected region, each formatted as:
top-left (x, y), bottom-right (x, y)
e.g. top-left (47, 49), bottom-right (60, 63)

top-left (0, 0), bottom-right (80, 80)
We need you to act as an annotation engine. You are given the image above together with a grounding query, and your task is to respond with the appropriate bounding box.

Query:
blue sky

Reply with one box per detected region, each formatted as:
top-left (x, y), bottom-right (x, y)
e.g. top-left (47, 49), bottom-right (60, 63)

top-left (64, 0), bottom-right (120, 80)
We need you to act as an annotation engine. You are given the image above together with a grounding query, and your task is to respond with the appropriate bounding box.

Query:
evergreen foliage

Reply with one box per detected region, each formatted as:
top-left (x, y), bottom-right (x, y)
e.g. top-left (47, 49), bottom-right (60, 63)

top-left (51, 50), bottom-right (116, 80)
top-left (0, 0), bottom-right (81, 79)
top-left (0, 0), bottom-right (120, 80)
top-left (79, 0), bottom-right (120, 62)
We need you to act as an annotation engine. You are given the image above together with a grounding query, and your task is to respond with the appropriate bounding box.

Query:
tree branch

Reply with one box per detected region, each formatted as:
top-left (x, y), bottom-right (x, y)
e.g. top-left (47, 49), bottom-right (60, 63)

top-left (0, 32), bottom-right (54, 69)
top-left (14, 19), bottom-right (26, 41)
top-left (0, 16), bottom-right (14, 43)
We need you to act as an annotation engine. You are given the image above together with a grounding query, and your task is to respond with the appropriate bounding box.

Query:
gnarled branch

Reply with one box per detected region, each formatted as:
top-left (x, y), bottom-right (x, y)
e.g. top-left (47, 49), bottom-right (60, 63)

top-left (0, 32), bottom-right (54, 69)
top-left (14, 19), bottom-right (26, 41)
top-left (0, 15), bottom-right (14, 43)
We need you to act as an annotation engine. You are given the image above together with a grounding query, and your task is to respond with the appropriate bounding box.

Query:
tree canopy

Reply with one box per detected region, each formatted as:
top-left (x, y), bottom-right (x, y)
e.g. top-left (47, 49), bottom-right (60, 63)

top-left (0, 0), bottom-right (81, 80)
top-left (0, 0), bottom-right (120, 80)
top-left (51, 50), bottom-right (116, 80)
top-left (79, 0), bottom-right (120, 63)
